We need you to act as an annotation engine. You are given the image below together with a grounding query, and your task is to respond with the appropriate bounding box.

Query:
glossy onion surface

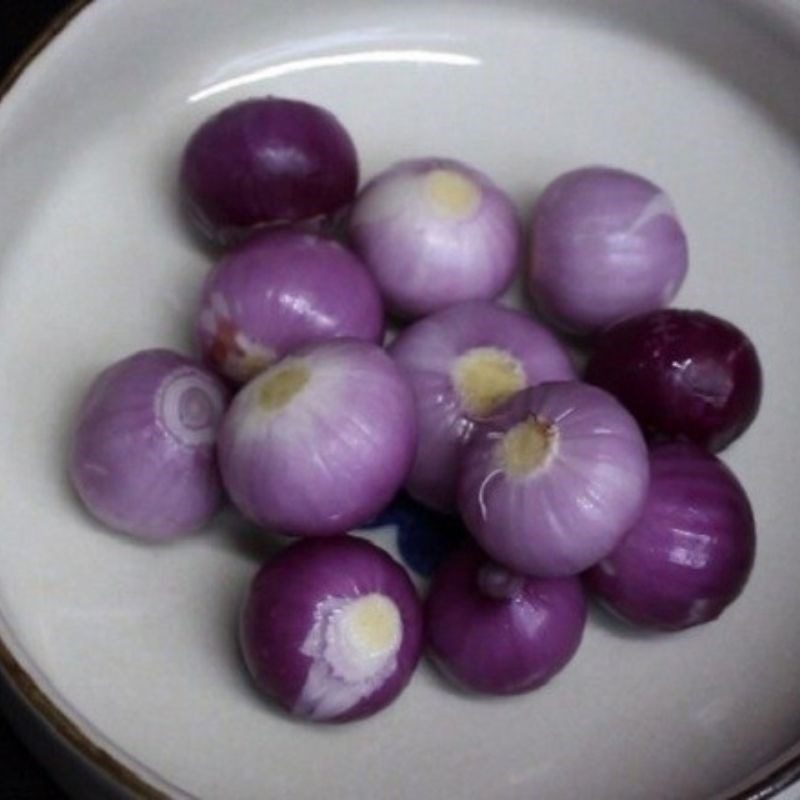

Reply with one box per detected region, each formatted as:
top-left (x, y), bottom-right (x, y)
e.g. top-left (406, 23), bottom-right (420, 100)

top-left (241, 537), bottom-right (423, 722)
top-left (529, 166), bottom-right (688, 335)
top-left (70, 349), bottom-right (229, 540)
top-left (349, 158), bottom-right (519, 318)
top-left (197, 229), bottom-right (383, 384)
top-left (181, 97), bottom-right (359, 243)
top-left (458, 381), bottom-right (649, 577)
top-left (426, 544), bottom-right (586, 694)
top-left (390, 301), bottom-right (575, 512)
top-left (585, 442), bottom-right (756, 631)
top-left (219, 340), bottom-right (416, 535)
top-left (585, 309), bottom-right (762, 452)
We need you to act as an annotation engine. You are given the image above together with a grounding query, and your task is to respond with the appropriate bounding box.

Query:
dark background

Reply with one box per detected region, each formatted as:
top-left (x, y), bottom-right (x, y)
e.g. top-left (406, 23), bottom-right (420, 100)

top-left (1, 0), bottom-right (74, 795)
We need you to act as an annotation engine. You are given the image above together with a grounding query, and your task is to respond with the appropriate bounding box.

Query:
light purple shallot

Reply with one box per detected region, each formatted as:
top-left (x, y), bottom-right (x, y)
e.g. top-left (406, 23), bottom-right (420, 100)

top-left (69, 349), bottom-right (229, 540)
top-left (349, 158), bottom-right (520, 318)
top-left (218, 339), bottom-right (416, 535)
top-left (196, 229), bottom-right (384, 384)
top-left (390, 301), bottom-right (575, 512)
top-left (458, 381), bottom-right (649, 577)
top-left (529, 166), bottom-right (688, 335)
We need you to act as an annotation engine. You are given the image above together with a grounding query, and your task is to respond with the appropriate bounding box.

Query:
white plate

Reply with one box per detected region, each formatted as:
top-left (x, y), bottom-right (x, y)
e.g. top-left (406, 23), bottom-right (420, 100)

top-left (1, 1), bottom-right (800, 798)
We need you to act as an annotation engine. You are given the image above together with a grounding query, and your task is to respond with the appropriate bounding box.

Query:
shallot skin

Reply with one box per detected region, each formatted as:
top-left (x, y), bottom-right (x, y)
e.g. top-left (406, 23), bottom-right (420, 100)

top-left (69, 349), bottom-right (229, 540)
top-left (390, 301), bottom-right (576, 512)
top-left (181, 97), bottom-right (359, 244)
top-left (458, 381), bottom-right (649, 578)
top-left (196, 229), bottom-right (384, 384)
top-left (585, 308), bottom-right (762, 452)
top-left (349, 158), bottom-right (520, 318)
top-left (426, 544), bottom-right (587, 695)
top-left (529, 166), bottom-right (688, 336)
top-left (218, 339), bottom-right (417, 536)
top-left (585, 442), bottom-right (756, 631)
top-left (241, 536), bottom-right (423, 723)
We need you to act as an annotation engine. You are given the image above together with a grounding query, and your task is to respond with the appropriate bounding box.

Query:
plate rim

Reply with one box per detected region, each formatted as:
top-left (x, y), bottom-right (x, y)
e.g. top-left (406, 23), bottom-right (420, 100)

top-left (0, 1), bottom-right (797, 798)
top-left (0, 9), bottom-right (172, 797)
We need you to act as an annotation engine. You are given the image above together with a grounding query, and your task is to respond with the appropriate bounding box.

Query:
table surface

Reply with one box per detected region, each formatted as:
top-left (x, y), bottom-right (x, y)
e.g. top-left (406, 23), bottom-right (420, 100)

top-left (0, 1), bottom-right (72, 794)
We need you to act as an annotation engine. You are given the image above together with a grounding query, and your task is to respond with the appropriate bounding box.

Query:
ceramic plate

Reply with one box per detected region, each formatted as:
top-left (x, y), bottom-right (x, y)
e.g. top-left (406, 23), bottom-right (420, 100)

top-left (1, 1), bottom-right (800, 798)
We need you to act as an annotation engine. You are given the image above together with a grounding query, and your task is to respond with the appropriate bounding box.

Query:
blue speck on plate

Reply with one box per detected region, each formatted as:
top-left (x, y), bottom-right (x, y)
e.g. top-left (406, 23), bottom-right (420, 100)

top-left (361, 493), bottom-right (467, 578)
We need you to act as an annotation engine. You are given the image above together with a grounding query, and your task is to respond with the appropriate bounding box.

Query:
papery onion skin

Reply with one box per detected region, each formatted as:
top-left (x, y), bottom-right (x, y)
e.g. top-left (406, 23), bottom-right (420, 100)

top-left (458, 381), bottom-right (649, 577)
top-left (529, 166), bottom-right (688, 335)
top-left (426, 544), bottom-right (586, 695)
top-left (241, 536), bottom-right (423, 723)
top-left (348, 158), bottom-right (520, 318)
top-left (181, 97), bottom-right (359, 244)
top-left (219, 339), bottom-right (416, 535)
top-left (390, 301), bottom-right (576, 513)
top-left (196, 229), bottom-right (384, 384)
top-left (584, 443), bottom-right (756, 631)
top-left (69, 349), bottom-right (229, 540)
top-left (584, 308), bottom-right (763, 452)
